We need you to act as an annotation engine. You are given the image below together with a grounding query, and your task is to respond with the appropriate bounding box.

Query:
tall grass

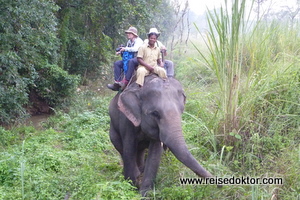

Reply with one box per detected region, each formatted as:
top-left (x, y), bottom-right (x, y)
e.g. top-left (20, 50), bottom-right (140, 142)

top-left (20, 140), bottom-right (26, 200)
top-left (180, 0), bottom-right (300, 198)
top-left (192, 0), bottom-right (300, 146)
top-left (192, 0), bottom-right (252, 145)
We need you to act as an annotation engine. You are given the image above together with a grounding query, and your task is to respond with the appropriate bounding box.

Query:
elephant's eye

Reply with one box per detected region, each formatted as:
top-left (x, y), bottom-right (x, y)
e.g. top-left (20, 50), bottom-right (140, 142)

top-left (151, 110), bottom-right (161, 119)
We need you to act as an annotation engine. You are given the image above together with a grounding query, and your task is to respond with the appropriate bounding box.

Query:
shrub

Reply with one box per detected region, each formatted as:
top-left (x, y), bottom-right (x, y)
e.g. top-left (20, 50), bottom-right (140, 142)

top-left (34, 63), bottom-right (80, 106)
top-left (0, 0), bottom-right (79, 124)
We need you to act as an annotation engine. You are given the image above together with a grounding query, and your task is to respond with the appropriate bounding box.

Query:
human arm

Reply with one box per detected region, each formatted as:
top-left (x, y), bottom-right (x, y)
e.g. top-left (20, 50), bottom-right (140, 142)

top-left (156, 41), bottom-right (167, 57)
top-left (157, 58), bottom-right (164, 68)
top-left (125, 37), bottom-right (144, 52)
top-left (137, 44), bottom-right (162, 70)
top-left (157, 48), bottom-right (164, 67)
top-left (137, 57), bottom-right (155, 72)
top-left (160, 46), bottom-right (167, 57)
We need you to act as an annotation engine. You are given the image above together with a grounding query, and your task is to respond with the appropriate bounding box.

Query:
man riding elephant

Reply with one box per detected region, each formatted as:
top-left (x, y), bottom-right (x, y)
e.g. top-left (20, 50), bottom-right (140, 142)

top-left (136, 30), bottom-right (167, 87)
top-left (143, 28), bottom-right (175, 77)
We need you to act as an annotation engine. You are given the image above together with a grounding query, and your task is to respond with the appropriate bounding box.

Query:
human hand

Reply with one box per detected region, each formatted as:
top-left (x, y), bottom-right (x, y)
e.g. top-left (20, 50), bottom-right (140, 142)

top-left (160, 47), bottom-right (167, 53)
top-left (148, 66), bottom-right (154, 72)
top-left (116, 47), bottom-right (125, 55)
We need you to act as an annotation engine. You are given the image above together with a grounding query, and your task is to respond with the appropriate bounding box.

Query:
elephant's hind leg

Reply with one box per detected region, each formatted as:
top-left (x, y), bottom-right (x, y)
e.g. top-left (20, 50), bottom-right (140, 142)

top-left (137, 141), bottom-right (149, 173)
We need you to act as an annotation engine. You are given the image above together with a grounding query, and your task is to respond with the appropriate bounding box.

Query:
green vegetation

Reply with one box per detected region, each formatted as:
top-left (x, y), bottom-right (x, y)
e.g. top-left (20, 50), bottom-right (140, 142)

top-left (1, 0), bottom-right (299, 199)
top-left (0, 95), bottom-right (140, 199)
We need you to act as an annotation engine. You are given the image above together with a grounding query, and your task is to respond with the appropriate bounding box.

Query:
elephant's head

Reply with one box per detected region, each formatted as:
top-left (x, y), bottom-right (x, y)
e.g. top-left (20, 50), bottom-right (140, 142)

top-left (117, 74), bottom-right (213, 178)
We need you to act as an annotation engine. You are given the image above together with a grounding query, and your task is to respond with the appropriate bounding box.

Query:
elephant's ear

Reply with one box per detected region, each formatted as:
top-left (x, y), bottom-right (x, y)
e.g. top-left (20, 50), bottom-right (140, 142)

top-left (183, 92), bottom-right (186, 105)
top-left (117, 90), bottom-right (141, 127)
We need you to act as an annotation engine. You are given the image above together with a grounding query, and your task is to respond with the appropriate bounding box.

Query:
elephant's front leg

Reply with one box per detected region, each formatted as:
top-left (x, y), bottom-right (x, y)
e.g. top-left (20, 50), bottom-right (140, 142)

top-left (140, 140), bottom-right (163, 196)
top-left (122, 134), bottom-right (141, 186)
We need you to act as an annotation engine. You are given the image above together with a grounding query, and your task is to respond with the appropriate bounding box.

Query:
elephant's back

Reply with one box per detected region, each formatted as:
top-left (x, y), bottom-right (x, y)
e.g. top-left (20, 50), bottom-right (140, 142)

top-left (145, 74), bottom-right (183, 90)
top-left (125, 73), bottom-right (183, 93)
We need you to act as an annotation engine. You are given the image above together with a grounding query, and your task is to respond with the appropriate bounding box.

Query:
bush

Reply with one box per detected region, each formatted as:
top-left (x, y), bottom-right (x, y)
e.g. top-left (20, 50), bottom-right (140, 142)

top-left (0, 0), bottom-right (75, 124)
top-left (0, 99), bottom-right (118, 199)
top-left (34, 63), bottom-right (80, 106)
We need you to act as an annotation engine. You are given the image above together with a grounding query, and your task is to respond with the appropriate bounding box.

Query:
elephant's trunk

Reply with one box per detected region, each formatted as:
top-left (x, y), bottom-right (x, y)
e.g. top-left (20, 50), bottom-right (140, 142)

top-left (159, 117), bottom-right (213, 178)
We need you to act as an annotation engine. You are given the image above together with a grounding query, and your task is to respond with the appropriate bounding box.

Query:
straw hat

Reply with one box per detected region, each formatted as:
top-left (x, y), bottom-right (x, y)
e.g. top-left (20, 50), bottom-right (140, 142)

top-left (125, 27), bottom-right (138, 37)
top-left (147, 28), bottom-right (160, 36)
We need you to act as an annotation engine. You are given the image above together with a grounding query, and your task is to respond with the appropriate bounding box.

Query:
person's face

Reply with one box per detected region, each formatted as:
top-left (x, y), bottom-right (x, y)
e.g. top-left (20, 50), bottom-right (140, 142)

top-left (126, 33), bottom-right (134, 40)
top-left (148, 34), bottom-right (157, 45)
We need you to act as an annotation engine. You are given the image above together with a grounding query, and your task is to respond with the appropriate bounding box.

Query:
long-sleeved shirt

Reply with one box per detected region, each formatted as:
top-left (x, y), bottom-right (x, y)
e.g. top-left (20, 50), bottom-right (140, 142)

top-left (125, 37), bottom-right (144, 52)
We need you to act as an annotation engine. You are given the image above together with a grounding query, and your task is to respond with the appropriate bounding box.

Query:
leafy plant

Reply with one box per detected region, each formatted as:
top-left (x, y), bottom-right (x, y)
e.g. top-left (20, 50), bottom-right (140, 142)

top-left (34, 63), bottom-right (80, 106)
top-left (0, 0), bottom-right (78, 124)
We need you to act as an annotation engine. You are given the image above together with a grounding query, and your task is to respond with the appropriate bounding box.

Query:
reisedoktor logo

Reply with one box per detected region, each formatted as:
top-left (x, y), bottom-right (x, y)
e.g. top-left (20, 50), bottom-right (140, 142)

top-left (180, 176), bottom-right (283, 185)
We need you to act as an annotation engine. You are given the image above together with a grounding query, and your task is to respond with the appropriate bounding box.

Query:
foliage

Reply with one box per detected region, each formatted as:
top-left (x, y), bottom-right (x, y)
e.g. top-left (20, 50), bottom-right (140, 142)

top-left (191, 0), bottom-right (250, 145)
top-left (0, 90), bottom-right (141, 199)
top-left (96, 181), bottom-right (140, 199)
top-left (56, 0), bottom-right (113, 76)
top-left (34, 63), bottom-right (80, 106)
top-left (175, 0), bottom-right (300, 199)
top-left (190, 0), bottom-right (300, 146)
top-left (0, 0), bottom-right (78, 124)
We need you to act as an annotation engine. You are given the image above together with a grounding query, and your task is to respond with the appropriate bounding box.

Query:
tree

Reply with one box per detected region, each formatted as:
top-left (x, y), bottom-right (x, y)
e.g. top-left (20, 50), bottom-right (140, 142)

top-left (0, 0), bottom-right (79, 124)
top-left (169, 0), bottom-right (190, 57)
top-left (254, 0), bottom-right (268, 21)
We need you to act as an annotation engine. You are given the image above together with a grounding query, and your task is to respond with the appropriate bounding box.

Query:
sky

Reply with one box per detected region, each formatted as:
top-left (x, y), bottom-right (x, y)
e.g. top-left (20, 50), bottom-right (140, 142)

top-left (188, 0), bottom-right (222, 15)
top-left (188, 0), bottom-right (299, 15)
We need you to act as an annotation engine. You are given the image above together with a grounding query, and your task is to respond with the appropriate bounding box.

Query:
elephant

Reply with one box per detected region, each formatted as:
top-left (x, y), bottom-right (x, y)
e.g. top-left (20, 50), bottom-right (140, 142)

top-left (108, 74), bottom-right (214, 196)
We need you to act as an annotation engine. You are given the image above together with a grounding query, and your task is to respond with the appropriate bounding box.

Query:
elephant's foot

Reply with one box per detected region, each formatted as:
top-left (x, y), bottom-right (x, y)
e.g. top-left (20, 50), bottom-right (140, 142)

top-left (139, 178), bottom-right (155, 197)
top-left (139, 186), bottom-right (152, 198)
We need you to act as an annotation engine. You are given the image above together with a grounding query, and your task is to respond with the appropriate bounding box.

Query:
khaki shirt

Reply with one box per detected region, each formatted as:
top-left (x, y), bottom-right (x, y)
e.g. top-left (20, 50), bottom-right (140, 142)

top-left (137, 44), bottom-right (161, 67)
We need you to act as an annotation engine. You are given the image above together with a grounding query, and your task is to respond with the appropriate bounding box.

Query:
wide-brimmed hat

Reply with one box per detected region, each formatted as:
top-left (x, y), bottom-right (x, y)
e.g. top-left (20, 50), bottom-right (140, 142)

top-left (147, 28), bottom-right (160, 36)
top-left (125, 27), bottom-right (138, 37)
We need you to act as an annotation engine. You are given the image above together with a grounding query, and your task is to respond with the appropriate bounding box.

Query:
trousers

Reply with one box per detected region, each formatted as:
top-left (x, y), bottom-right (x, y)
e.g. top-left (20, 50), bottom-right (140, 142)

top-left (164, 60), bottom-right (174, 77)
top-left (136, 66), bottom-right (167, 86)
top-left (113, 57), bottom-right (139, 82)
